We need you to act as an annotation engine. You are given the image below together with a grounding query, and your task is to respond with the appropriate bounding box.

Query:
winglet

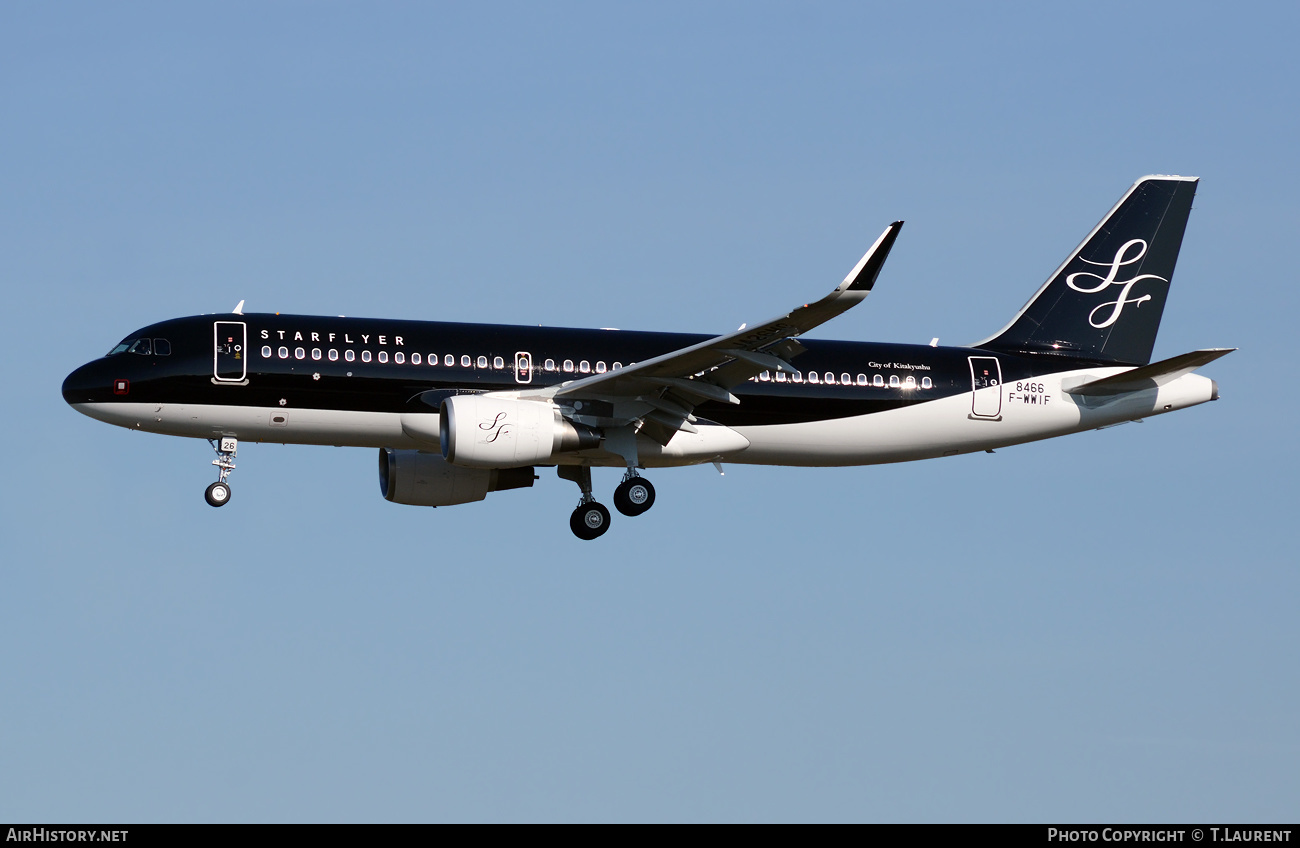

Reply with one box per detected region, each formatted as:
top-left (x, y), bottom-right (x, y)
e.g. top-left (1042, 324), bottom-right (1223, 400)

top-left (840, 221), bottom-right (904, 293)
top-left (232, 300), bottom-right (245, 315)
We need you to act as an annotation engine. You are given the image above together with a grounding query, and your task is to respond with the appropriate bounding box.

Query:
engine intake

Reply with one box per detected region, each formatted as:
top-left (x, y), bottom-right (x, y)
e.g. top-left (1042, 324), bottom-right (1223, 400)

top-left (440, 396), bottom-right (600, 468)
top-left (379, 448), bottom-right (536, 507)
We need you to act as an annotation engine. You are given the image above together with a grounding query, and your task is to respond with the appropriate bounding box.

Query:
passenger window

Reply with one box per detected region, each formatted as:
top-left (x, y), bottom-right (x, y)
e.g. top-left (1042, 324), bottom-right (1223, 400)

top-left (759, 371), bottom-right (770, 382)
top-left (563, 360), bottom-right (575, 373)
top-left (544, 359), bottom-right (556, 371)
top-left (378, 351), bottom-right (389, 363)
top-left (873, 375), bottom-right (884, 387)
top-left (362, 351), bottom-right (372, 363)
top-left (775, 371), bottom-right (787, 382)
top-left (840, 373), bottom-right (851, 385)
top-left (889, 375), bottom-right (900, 387)
top-left (596, 361), bottom-right (607, 373)
top-left (445, 355), bottom-right (455, 366)
top-left (295, 347), bottom-right (305, 360)
top-left (410, 353), bottom-right (420, 365)
top-left (856, 374), bottom-right (867, 386)
top-left (921, 377), bottom-right (932, 389)
top-left (312, 348), bottom-right (322, 361)
top-left (792, 372), bottom-right (803, 383)
top-left (824, 372), bottom-right (835, 384)
top-left (493, 356), bottom-right (504, 369)
top-left (579, 360), bottom-right (591, 373)
top-left (461, 355), bottom-right (471, 367)
top-left (262, 346), bottom-right (273, 358)
top-left (153, 339), bottom-right (171, 356)
top-left (394, 352), bottom-right (405, 364)
top-left (905, 376), bottom-right (916, 388)
top-left (612, 362), bottom-right (622, 370)
top-left (477, 355), bottom-right (488, 368)
top-left (329, 349), bottom-right (339, 362)
top-left (808, 373), bottom-right (819, 384)
top-left (128, 338), bottom-right (152, 356)
top-left (279, 347), bottom-right (289, 359)
top-left (345, 350), bottom-right (355, 362)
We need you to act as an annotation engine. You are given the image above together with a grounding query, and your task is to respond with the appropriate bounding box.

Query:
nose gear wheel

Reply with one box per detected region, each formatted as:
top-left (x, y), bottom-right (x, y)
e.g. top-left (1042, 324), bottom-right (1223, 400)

top-left (205, 481), bottom-right (231, 507)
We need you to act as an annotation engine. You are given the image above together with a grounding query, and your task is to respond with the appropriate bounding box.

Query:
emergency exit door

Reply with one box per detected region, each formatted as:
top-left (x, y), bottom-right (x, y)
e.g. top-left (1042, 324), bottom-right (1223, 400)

top-left (514, 351), bottom-right (533, 384)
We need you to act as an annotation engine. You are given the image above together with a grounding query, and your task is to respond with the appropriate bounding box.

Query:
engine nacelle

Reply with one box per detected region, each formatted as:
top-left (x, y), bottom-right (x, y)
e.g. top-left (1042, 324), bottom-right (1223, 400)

top-left (440, 396), bottom-right (599, 468)
top-left (379, 448), bottom-right (536, 507)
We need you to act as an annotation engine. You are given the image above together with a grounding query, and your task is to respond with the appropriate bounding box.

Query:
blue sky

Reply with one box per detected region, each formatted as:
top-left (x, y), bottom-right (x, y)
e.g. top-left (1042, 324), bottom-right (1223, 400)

top-left (2, 1), bottom-right (1295, 822)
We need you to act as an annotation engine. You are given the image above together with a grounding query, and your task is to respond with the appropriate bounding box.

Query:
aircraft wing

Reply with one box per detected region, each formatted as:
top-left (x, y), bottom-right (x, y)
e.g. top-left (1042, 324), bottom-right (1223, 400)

top-left (515, 221), bottom-right (903, 443)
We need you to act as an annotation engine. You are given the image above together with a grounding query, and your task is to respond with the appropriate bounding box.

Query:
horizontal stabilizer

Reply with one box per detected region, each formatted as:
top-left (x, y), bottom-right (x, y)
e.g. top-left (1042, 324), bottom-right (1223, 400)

top-left (1065, 348), bottom-right (1234, 397)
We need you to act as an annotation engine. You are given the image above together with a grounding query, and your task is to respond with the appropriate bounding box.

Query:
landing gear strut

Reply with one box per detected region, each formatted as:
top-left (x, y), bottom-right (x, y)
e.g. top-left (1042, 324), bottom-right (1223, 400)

top-left (205, 437), bottom-right (237, 507)
top-left (559, 465), bottom-right (610, 540)
top-left (613, 471), bottom-right (655, 517)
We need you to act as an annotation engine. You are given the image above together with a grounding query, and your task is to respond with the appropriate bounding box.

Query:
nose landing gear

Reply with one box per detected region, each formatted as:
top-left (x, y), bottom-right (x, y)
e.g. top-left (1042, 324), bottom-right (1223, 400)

top-left (205, 437), bottom-right (237, 507)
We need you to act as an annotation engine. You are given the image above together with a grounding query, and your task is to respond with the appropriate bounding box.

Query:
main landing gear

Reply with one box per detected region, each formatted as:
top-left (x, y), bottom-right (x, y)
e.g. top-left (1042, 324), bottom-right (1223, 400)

top-left (570, 500), bottom-right (611, 541)
top-left (205, 437), bottom-right (237, 507)
top-left (559, 466), bottom-right (656, 540)
top-left (613, 470), bottom-right (655, 517)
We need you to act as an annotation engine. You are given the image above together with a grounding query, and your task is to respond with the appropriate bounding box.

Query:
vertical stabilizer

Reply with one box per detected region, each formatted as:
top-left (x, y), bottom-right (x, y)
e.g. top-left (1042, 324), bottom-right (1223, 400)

top-left (978, 175), bottom-right (1199, 365)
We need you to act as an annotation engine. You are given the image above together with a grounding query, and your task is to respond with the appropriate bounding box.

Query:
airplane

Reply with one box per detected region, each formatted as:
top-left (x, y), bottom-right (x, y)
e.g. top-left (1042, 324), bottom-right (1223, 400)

top-left (62, 175), bottom-right (1231, 539)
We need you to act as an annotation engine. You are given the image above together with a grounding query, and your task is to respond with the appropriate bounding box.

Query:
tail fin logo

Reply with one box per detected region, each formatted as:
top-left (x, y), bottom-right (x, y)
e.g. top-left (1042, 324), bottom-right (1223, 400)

top-left (1066, 239), bottom-right (1166, 329)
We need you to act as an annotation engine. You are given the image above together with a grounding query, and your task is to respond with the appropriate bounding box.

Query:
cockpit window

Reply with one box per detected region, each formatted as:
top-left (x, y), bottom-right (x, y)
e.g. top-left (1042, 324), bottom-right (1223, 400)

top-left (153, 339), bottom-right (171, 356)
top-left (108, 342), bottom-right (131, 356)
top-left (128, 338), bottom-right (152, 356)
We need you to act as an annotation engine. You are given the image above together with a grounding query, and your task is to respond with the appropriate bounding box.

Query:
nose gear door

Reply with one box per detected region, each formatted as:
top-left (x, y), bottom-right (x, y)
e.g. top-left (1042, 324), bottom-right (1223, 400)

top-left (214, 321), bottom-right (247, 382)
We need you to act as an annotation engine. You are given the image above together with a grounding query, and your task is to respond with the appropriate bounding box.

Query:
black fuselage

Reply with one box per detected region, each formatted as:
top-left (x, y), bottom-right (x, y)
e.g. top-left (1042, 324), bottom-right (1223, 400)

top-left (63, 313), bottom-right (1109, 427)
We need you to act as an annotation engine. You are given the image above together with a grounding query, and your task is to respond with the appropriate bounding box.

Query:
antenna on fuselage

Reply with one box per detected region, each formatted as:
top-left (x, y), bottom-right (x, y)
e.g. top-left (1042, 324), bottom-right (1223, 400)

top-left (232, 300), bottom-right (245, 315)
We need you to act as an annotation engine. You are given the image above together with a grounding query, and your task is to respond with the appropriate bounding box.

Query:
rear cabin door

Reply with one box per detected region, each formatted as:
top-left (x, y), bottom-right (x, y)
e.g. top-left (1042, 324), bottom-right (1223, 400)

top-left (968, 356), bottom-right (1002, 420)
top-left (214, 321), bottom-right (247, 382)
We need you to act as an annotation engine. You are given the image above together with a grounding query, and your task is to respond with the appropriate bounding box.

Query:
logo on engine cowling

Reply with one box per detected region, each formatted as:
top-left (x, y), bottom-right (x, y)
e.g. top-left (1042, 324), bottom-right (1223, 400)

top-left (478, 411), bottom-right (510, 443)
top-left (1066, 238), bottom-right (1167, 329)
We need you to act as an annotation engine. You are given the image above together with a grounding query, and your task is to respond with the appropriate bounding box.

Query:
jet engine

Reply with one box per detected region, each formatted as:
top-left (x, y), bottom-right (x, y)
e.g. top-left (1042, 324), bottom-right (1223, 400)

top-left (379, 448), bottom-right (536, 507)
top-left (439, 396), bottom-right (599, 468)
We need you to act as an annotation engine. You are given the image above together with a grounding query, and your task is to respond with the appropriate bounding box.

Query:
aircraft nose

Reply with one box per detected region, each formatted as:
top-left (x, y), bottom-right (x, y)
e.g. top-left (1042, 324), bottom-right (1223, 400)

top-left (62, 360), bottom-right (111, 405)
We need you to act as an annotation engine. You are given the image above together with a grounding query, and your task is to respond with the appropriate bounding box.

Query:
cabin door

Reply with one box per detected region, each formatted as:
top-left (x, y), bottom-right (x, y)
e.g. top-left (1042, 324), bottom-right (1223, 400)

top-left (968, 356), bottom-right (1002, 420)
top-left (214, 321), bottom-right (247, 383)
